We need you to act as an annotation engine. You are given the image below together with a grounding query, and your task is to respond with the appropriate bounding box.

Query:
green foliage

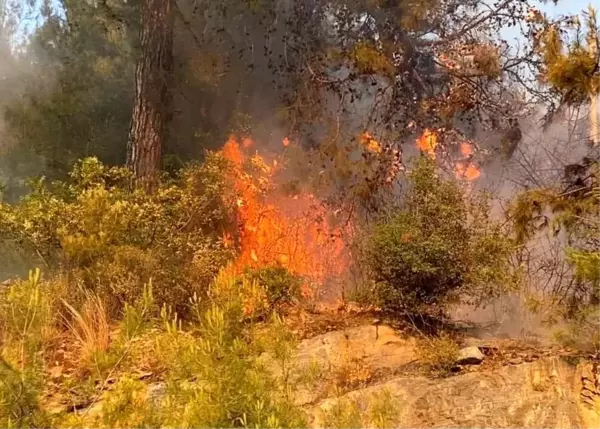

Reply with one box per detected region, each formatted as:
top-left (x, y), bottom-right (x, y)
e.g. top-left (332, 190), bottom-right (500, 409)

top-left (510, 159), bottom-right (599, 350)
top-left (368, 390), bottom-right (400, 429)
top-left (0, 266), bottom-right (306, 428)
top-left (0, 357), bottom-right (48, 428)
top-left (0, 155), bottom-right (237, 316)
top-left (415, 333), bottom-right (459, 376)
top-left (0, 269), bottom-right (51, 427)
top-left (321, 389), bottom-right (401, 429)
top-left (510, 161), bottom-right (599, 310)
top-left (120, 283), bottom-right (157, 342)
top-left (152, 270), bottom-right (306, 428)
top-left (322, 398), bottom-right (363, 429)
top-left (242, 266), bottom-right (303, 308)
top-left (360, 157), bottom-right (518, 314)
top-left (1, 1), bottom-right (138, 189)
top-left (100, 377), bottom-right (157, 428)
top-left (537, 8), bottom-right (600, 104)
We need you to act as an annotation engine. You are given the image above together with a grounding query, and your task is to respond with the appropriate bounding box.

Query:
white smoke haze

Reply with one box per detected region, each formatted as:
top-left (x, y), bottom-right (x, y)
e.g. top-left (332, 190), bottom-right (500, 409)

top-left (452, 106), bottom-right (598, 341)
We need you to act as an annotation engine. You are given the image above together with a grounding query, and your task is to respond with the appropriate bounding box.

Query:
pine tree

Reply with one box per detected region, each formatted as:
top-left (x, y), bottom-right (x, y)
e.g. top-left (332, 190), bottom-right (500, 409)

top-left (126, 0), bottom-right (175, 190)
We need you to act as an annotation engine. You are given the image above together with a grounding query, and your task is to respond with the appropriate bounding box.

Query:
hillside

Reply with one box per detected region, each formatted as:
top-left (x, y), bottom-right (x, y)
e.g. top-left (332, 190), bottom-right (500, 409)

top-left (35, 305), bottom-right (600, 428)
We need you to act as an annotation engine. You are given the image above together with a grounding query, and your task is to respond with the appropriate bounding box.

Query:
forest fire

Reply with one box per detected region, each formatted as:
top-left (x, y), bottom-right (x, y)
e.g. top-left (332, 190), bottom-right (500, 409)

top-left (221, 136), bottom-right (348, 290)
top-left (416, 130), bottom-right (481, 181)
top-left (416, 129), bottom-right (438, 159)
top-left (454, 141), bottom-right (481, 181)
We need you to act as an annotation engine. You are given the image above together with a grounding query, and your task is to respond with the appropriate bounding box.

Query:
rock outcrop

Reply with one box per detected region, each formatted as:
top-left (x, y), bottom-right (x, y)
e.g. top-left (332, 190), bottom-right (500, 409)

top-left (309, 357), bottom-right (599, 428)
top-left (71, 322), bottom-right (600, 428)
top-left (291, 324), bottom-right (600, 428)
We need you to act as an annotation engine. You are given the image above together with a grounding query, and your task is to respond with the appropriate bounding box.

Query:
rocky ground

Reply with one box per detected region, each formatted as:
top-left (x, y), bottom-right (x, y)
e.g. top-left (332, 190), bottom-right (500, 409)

top-left (49, 305), bottom-right (600, 428)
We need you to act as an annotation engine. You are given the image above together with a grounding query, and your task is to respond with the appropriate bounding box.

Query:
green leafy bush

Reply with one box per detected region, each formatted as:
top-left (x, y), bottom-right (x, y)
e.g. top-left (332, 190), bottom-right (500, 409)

top-left (0, 155), bottom-right (237, 316)
top-left (242, 266), bottom-right (303, 308)
top-left (359, 157), bottom-right (518, 314)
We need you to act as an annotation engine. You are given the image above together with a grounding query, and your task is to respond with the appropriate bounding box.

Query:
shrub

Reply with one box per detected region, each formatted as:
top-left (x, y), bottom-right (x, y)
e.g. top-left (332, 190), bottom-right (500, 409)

top-left (153, 268), bottom-right (306, 428)
top-left (321, 389), bottom-right (401, 429)
top-left (368, 389), bottom-right (400, 429)
top-left (510, 159), bottom-right (599, 350)
top-left (0, 269), bottom-right (51, 427)
top-left (322, 398), bottom-right (363, 429)
top-left (415, 333), bottom-right (459, 376)
top-left (360, 157), bottom-right (518, 314)
top-left (0, 155), bottom-right (237, 316)
top-left (242, 266), bottom-right (303, 308)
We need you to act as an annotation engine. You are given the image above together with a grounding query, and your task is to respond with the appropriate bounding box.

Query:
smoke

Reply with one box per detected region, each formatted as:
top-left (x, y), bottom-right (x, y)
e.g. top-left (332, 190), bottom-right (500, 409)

top-left (451, 106), bottom-right (596, 341)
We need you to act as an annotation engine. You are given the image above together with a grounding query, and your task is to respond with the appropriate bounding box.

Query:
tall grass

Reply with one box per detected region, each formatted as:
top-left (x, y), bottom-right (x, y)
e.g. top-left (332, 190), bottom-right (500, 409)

top-left (62, 293), bottom-right (110, 369)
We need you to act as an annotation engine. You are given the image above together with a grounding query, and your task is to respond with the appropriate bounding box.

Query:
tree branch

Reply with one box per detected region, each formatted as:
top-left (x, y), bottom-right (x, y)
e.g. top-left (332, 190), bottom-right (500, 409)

top-left (416, 0), bottom-right (513, 47)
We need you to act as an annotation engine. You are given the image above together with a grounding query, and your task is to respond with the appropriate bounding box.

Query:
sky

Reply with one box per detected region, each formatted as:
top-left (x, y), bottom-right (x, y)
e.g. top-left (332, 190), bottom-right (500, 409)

top-left (501, 0), bottom-right (596, 44)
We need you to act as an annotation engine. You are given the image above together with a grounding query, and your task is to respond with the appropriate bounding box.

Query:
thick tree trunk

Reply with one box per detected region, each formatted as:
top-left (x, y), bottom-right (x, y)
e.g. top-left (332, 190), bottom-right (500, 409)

top-left (127, 0), bottom-right (175, 190)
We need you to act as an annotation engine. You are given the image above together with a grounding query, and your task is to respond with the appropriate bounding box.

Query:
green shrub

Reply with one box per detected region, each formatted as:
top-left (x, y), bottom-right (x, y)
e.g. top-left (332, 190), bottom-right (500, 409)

top-left (0, 269), bottom-right (51, 428)
top-left (152, 269), bottom-right (306, 428)
top-left (242, 266), bottom-right (303, 308)
top-left (321, 389), bottom-right (401, 429)
top-left (360, 157), bottom-right (518, 314)
top-left (368, 389), bottom-right (400, 429)
top-left (322, 398), bottom-right (364, 429)
top-left (0, 155), bottom-right (237, 316)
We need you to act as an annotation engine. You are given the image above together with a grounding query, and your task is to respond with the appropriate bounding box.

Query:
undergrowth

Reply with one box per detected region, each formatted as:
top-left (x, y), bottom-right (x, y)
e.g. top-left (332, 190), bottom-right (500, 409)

top-left (415, 332), bottom-right (460, 376)
top-left (0, 156), bottom-right (237, 317)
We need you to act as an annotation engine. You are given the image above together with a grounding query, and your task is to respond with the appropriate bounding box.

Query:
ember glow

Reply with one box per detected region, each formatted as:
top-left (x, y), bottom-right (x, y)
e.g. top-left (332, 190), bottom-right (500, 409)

top-left (221, 136), bottom-right (348, 290)
top-left (455, 161), bottom-right (481, 181)
top-left (415, 130), bottom-right (481, 182)
top-left (361, 132), bottom-right (382, 154)
top-left (416, 129), bottom-right (438, 159)
top-left (454, 141), bottom-right (481, 181)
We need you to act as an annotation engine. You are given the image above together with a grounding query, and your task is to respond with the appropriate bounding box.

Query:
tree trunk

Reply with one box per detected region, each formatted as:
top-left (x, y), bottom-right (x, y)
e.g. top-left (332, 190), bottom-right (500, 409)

top-left (589, 33), bottom-right (599, 147)
top-left (127, 0), bottom-right (175, 190)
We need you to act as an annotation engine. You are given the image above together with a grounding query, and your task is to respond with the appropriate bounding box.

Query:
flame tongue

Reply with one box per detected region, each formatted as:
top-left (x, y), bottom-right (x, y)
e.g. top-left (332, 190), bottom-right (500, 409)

top-left (455, 161), bottom-right (481, 181)
top-left (415, 130), bottom-right (481, 182)
top-left (221, 136), bottom-right (347, 287)
top-left (417, 129), bottom-right (438, 159)
top-left (454, 141), bottom-right (480, 181)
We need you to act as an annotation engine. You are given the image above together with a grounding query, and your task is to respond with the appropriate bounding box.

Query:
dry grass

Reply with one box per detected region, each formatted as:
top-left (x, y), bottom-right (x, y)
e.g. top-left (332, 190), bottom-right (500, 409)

top-left (416, 332), bottom-right (459, 376)
top-left (62, 292), bottom-right (110, 369)
top-left (332, 356), bottom-right (373, 392)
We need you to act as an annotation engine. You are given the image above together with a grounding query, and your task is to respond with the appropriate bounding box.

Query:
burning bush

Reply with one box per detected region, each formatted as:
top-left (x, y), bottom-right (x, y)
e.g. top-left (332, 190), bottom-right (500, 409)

top-left (359, 157), bottom-right (519, 315)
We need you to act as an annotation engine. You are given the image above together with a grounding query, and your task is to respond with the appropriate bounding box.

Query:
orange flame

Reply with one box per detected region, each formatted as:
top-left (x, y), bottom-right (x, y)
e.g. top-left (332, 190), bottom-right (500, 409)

top-left (459, 142), bottom-right (474, 157)
top-left (360, 132), bottom-right (382, 154)
top-left (416, 129), bottom-right (438, 159)
top-left (455, 162), bottom-right (481, 181)
top-left (415, 131), bottom-right (481, 182)
top-left (455, 141), bottom-right (480, 181)
top-left (221, 136), bottom-right (348, 288)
